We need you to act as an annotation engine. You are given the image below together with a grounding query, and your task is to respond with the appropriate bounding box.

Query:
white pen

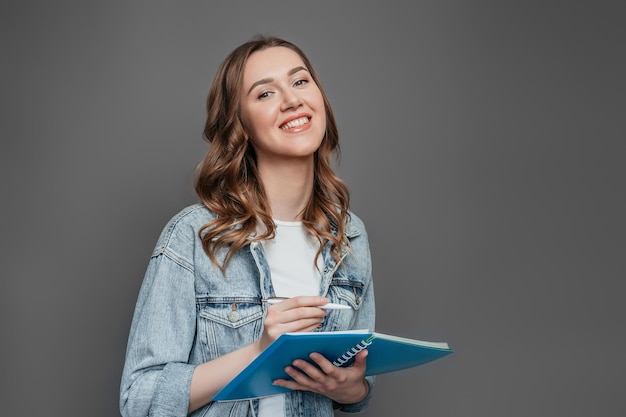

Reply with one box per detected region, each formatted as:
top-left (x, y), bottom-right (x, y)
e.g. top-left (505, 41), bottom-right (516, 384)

top-left (264, 297), bottom-right (352, 310)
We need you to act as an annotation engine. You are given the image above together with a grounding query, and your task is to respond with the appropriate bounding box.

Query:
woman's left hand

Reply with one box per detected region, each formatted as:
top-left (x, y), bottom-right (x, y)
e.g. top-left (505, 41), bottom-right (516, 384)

top-left (272, 349), bottom-right (370, 404)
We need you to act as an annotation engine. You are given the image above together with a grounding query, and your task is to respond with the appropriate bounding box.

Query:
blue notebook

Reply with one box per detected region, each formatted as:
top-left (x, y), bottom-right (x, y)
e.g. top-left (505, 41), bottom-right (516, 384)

top-left (213, 330), bottom-right (453, 401)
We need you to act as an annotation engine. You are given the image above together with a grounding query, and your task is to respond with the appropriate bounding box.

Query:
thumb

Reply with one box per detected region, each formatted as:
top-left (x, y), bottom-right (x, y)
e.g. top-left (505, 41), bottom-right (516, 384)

top-left (352, 348), bottom-right (368, 369)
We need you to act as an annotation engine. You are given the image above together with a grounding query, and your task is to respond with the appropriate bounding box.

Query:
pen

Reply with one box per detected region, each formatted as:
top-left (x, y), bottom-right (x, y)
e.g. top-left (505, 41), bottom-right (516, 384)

top-left (264, 297), bottom-right (351, 310)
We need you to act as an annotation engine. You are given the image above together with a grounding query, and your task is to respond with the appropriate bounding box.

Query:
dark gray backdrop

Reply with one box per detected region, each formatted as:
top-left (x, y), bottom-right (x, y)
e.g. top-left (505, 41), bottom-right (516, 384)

top-left (2, 1), bottom-right (625, 416)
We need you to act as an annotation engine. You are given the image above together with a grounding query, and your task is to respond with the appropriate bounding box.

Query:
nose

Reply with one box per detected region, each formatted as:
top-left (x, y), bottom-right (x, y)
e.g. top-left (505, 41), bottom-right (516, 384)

top-left (280, 89), bottom-right (302, 111)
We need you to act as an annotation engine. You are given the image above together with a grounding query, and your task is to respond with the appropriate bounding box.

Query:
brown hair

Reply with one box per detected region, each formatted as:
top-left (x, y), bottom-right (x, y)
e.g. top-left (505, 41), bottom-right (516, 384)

top-left (195, 35), bottom-right (350, 270)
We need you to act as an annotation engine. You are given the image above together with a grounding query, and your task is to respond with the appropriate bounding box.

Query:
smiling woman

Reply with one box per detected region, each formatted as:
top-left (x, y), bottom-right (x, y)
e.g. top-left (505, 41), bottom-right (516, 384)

top-left (240, 49), bottom-right (326, 164)
top-left (119, 36), bottom-right (376, 417)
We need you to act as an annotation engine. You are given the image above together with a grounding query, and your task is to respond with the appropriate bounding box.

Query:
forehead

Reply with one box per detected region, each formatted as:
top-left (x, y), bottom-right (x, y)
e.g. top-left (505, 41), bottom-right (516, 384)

top-left (242, 46), bottom-right (307, 87)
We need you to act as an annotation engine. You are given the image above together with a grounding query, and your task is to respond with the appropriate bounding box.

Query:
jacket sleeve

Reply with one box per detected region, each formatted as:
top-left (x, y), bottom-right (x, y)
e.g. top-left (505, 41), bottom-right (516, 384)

top-left (336, 221), bottom-right (376, 413)
top-left (119, 245), bottom-right (197, 417)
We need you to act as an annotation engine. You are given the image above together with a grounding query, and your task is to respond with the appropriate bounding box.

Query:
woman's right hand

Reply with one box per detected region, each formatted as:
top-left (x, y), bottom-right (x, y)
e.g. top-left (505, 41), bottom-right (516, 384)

top-left (256, 296), bottom-right (329, 351)
top-left (188, 296), bottom-right (328, 411)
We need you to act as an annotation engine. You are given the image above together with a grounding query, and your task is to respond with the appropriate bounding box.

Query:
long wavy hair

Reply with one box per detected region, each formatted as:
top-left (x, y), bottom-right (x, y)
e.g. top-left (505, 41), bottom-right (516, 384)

top-left (195, 35), bottom-right (351, 270)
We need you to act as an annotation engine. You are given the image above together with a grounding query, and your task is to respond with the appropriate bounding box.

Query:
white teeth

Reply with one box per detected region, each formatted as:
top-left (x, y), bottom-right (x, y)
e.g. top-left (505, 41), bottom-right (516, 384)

top-left (281, 117), bottom-right (309, 130)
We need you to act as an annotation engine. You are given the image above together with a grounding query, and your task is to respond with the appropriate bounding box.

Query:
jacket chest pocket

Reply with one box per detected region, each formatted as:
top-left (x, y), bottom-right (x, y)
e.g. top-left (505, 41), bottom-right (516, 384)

top-left (322, 277), bottom-right (365, 331)
top-left (328, 277), bottom-right (364, 310)
top-left (197, 298), bottom-right (264, 359)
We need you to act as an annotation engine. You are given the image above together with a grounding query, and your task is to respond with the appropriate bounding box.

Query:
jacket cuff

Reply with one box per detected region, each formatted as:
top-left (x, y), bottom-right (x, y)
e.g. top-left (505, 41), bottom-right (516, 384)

top-left (335, 375), bottom-right (376, 413)
top-left (150, 362), bottom-right (196, 416)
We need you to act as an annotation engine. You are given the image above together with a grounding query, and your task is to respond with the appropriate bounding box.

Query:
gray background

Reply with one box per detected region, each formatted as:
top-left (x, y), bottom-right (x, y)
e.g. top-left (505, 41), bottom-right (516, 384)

top-left (2, 1), bottom-right (625, 416)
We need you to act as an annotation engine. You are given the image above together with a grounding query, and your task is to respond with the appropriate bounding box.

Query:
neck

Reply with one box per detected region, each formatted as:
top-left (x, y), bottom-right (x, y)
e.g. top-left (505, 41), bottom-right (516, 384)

top-left (258, 157), bottom-right (314, 222)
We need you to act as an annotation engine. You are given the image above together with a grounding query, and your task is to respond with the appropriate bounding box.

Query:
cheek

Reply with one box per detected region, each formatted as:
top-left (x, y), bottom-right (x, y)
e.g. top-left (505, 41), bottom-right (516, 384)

top-left (316, 101), bottom-right (327, 131)
top-left (310, 90), bottom-right (325, 108)
top-left (245, 107), bottom-right (276, 136)
top-left (311, 92), bottom-right (326, 120)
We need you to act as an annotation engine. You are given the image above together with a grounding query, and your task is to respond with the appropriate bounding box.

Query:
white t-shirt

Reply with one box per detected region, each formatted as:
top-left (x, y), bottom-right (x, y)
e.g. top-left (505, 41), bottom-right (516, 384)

top-left (257, 219), bottom-right (322, 417)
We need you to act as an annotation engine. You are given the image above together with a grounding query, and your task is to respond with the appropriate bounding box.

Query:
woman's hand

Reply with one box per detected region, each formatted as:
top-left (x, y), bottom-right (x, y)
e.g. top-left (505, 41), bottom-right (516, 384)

top-left (256, 296), bottom-right (329, 351)
top-left (273, 349), bottom-right (370, 405)
top-left (255, 295), bottom-right (369, 404)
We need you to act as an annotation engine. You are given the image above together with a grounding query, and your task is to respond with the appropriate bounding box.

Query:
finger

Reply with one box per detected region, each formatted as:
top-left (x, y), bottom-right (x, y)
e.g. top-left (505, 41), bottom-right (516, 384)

top-left (270, 296), bottom-right (329, 310)
top-left (282, 363), bottom-right (321, 388)
top-left (340, 350), bottom-right (368, 381)
top-left (291, 358), bottom-right (326, 382)
top-left (265, 301), bottom-right (326, 322)
top-left (285, 360), bottom-right (342, 393)
top-left (267, 307), bottom-right (327, 327)
top-left (272, 377), bottom-right (307, 391)
top-left (307, 352), bottom-right (338, 376)
top-left (264, 317), bottom-right (324, 337)
top-left (289, 318), bottom-right (326, 333)
top-left (351, 349), bottom-right (368, 370)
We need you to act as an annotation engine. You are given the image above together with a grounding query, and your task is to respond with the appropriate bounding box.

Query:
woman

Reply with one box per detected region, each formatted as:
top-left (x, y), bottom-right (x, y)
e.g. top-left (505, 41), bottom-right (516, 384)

top-left (120, 35), bottom-right (375, 417)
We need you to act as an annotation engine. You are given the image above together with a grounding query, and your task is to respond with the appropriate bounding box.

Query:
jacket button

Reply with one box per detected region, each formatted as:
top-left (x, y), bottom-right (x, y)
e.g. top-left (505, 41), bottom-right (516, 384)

top-left (228, 311), bottom-right (240, 322)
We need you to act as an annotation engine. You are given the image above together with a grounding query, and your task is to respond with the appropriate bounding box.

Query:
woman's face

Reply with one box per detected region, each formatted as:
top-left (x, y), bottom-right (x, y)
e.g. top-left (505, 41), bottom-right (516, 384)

top-left (239, 46), bottom-right (326, 164)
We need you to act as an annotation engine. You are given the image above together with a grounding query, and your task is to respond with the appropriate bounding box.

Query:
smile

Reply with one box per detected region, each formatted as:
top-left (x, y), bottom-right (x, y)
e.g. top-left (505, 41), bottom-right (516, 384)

top-left (280, 116), bottom-right (310, 130)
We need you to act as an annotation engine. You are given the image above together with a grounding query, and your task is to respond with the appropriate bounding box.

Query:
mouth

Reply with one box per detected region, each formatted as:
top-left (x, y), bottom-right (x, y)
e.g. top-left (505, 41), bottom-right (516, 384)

top-left (280, 116), bottom-right (310, 130)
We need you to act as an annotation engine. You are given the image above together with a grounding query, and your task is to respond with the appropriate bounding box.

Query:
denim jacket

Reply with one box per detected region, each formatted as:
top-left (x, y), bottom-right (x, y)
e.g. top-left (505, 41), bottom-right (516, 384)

top-left (120, 203), bottom-right (376, 417)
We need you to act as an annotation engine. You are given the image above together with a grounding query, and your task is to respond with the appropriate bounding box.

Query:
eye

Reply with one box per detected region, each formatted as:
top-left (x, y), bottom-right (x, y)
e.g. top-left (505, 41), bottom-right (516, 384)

top-left (293, 79), bottom-right (309, 87)
top-left (257, 91), bottom-right (273, 100)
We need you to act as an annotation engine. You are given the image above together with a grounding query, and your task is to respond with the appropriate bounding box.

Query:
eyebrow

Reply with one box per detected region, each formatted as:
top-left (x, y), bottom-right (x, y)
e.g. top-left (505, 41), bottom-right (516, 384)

top-left (246, 66), bottom-right (309, 95)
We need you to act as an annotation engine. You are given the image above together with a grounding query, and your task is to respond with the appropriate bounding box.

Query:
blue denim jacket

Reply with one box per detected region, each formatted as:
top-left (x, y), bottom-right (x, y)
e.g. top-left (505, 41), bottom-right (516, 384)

top-left (120, 204), bottom-right (376, 417)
